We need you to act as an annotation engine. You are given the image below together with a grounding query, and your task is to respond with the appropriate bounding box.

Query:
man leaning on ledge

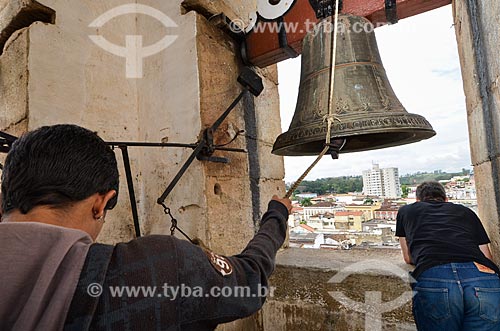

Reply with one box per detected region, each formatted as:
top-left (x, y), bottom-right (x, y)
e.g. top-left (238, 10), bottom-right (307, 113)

top-left (0, 124), bottom-right (291, 331)
top-left (397, 181), bottom-right (500, 331)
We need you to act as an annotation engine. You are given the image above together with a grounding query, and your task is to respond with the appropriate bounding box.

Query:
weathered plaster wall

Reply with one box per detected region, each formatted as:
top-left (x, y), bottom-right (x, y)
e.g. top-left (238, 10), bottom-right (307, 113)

top-left (192, 7), bottom-right (284, 330)
top-left (133, 1), bottom-right (205, 241)
top-left (194, 12), bottom-right (285, 255)
top-left (196, 14), bottom-right (254, 253)
top-left (0, 0), bottom-right (204, 243)
top-left (453, 0), bottom-right (500, 260)
top-left (0, 28), bottom-right (28, 137)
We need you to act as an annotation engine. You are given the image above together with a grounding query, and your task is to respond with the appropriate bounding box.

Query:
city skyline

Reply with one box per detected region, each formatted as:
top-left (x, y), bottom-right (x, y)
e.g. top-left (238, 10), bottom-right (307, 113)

top-left (278, 5), bottom-right (471, 183)
top-left (284, 163), bottom-right (471, 184)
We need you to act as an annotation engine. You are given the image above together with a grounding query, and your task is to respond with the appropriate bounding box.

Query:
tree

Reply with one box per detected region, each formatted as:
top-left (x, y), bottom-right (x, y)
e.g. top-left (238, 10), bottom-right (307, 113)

top-left (401, 185), bottom-right (410, 198)
top-left (292, 176), bottom-right (363, 195)
top-left (363, 198), bottom-right (374, 205)
top-left (301, 198), bottom-right (313, 207)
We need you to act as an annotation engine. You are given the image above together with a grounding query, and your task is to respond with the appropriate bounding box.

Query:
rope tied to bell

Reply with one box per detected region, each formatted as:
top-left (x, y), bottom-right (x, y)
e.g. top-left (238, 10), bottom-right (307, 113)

top-left (285, 0), bottom-right (344, 199)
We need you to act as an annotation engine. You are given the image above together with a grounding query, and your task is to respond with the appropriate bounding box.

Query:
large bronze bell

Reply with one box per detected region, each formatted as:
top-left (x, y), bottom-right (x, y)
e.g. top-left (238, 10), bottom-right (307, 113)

top-left (273, 15), bottom-right (436, 156)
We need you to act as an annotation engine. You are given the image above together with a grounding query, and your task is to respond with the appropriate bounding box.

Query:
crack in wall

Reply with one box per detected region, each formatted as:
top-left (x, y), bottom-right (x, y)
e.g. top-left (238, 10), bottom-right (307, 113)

top-left (243, 92), bottom-right (262, 230)
top-left (472, 154), bottom-right (500, 167)
top-left (2, 115), bottom-right (28, 132)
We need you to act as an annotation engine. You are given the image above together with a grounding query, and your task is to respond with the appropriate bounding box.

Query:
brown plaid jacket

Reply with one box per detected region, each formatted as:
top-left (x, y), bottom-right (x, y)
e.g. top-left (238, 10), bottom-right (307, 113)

top-left (64, 201), bottom-right (288, 331)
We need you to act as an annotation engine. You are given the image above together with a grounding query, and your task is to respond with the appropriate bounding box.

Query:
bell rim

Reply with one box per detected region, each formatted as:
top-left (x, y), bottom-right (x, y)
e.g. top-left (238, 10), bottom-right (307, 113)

top-left (273, 113), bottom-right (436, 156)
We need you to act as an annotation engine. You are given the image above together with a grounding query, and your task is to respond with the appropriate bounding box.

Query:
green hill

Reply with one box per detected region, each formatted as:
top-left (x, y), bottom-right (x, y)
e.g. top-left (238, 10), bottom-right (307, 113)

top-left (289, 169), bottom-right (471, 195)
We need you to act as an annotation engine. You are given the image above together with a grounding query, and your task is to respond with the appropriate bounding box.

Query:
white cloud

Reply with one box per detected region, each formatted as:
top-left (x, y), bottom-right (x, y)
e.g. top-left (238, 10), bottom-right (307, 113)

top-left (277, 5), bottom-right (471, 182)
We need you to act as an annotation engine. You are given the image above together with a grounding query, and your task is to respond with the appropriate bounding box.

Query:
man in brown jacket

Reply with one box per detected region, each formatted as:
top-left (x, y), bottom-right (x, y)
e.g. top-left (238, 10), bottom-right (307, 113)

top-left (0, 124), bottom-right (290, 331)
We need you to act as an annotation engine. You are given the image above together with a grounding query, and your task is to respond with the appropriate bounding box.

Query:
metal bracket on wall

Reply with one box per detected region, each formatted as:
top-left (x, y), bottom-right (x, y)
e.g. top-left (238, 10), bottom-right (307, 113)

top-left (385, 0), bottom-right (398, 24)
top-left (277, 16), bottom-right (300, 59)
top-left (309, 0), bottom-right (343, 19)
top-left (0, 67), bottom-right (264, 241)
top-left (156, 67), bottom-right (264, 206)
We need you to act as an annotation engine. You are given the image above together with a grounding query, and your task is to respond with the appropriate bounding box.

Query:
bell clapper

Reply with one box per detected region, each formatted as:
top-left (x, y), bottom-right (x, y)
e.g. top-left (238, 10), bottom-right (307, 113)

top-left (327, 138), bottom-right (347, 159)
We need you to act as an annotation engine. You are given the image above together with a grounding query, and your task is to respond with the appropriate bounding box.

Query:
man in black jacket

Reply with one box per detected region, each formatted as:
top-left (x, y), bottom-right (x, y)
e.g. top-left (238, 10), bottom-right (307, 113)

top-left (0, 124), bottom-right (290, 331)
top-left (397, 181), bottom-right (500, 331)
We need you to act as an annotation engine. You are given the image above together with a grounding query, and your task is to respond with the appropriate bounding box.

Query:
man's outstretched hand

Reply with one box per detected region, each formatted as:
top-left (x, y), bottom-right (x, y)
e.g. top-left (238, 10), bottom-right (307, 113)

top-left (272, 195), bottom-right (292, 214)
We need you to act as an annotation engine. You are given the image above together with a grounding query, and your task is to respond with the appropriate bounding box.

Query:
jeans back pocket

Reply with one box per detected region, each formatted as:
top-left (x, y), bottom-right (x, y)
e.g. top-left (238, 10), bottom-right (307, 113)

top-left (414, 287), bottom-right (451, 321)
top-left (475, 287), bottom-right (500, 322)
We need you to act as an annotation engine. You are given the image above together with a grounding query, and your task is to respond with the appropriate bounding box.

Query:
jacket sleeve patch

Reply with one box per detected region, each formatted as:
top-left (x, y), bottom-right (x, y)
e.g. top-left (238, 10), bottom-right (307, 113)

top-left (203, 249), bottom-right (233, 277)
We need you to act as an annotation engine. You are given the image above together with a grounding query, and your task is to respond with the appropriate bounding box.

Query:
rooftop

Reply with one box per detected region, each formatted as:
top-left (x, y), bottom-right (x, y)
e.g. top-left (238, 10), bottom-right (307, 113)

top-left (335, 211), bottom-right (364, 217)
top-left (307, 202), bottom-right (337, 208)
top-left (297, 223), bottom-right (315, 232)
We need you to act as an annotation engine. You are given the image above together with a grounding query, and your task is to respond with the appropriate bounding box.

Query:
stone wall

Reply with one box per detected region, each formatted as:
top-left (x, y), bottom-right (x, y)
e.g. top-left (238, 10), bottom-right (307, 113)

top-left (0, 0), bottom-right (284, 250)
top-left (0, 27), bottom-right (28, 137)
top-left (453, 0), bottom-right (500, 261)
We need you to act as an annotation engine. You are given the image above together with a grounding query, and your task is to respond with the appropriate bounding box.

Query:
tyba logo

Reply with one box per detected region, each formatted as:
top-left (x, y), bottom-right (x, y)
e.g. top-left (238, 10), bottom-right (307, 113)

top-left (89, 4), bottom-right (178, 78)
top-left (328, 259), bottom-right (416, 331)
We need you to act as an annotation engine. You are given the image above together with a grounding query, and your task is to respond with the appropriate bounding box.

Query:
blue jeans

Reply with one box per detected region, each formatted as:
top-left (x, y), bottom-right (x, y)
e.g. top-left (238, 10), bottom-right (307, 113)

top-left (412, 262), bottom-right (500, 331)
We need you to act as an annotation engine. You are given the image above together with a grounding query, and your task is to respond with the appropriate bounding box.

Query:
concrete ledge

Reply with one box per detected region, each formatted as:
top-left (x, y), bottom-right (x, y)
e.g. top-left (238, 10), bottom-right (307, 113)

top-left (276, 247), bottom-right (411, 272)
top-left (263, 248), bottom-right (416, 331)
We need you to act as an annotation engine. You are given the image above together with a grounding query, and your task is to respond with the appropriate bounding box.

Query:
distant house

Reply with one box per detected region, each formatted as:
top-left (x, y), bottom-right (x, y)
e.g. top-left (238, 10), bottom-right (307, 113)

top-left (407, 186), bottom-right (418, 199)
top-left (302, 202), bottom-right (342, 221)
top-left (334, 211), bottom-right (365, 231)
top-left (296, 193), bottom-right (318, 199)
top-left (310, 194), bottom-right (336, 203)
top-left (374, 201), bottom-right (400, 220)
top-left (289, 207), bottom-right (304, 227)
top-left (333, 194), bottom-right (356, 205)
top-left (345, 203), bottom-right (380, 220)
top-left (374, 208), bottom-right (399, 220)
top-left (313, 201), bottom-right (337, 208)
top-left (363, 219), bottom-right (397, 233)
top-left (289, 224), bottom-right (324, 249)
top-left (307, 212), bottom-right (335, 230)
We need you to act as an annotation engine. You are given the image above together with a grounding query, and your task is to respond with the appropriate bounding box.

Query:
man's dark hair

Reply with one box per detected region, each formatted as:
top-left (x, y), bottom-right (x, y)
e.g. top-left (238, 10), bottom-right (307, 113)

top-left (416, 181), bottom-right (447, 202)
top-left (1, 125), bottom-right (119, 214)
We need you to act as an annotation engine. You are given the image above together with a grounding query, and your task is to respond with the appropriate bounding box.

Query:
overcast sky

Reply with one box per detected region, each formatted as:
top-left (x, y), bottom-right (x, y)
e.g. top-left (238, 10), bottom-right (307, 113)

top-left (277, 5), bottom-right (471, 183)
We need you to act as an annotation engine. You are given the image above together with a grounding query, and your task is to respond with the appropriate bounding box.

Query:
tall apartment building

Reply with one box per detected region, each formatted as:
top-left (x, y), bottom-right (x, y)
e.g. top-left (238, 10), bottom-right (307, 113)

top-left (362, 164), bottom-right (402, 198)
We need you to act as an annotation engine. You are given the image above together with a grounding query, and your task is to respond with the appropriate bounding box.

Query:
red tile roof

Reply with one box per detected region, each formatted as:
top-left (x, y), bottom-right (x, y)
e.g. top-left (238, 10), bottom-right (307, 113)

top-left (376, 207), bottom-right (399, 212)
top-left (312, 202), bottom-right (336, 207)
top-left (299, 224), bottom-right (316, 232)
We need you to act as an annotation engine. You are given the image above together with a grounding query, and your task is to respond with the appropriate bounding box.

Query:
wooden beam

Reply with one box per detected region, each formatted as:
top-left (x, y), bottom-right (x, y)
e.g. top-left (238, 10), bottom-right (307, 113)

top-left (245, 0), bottom-right (451, 67)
